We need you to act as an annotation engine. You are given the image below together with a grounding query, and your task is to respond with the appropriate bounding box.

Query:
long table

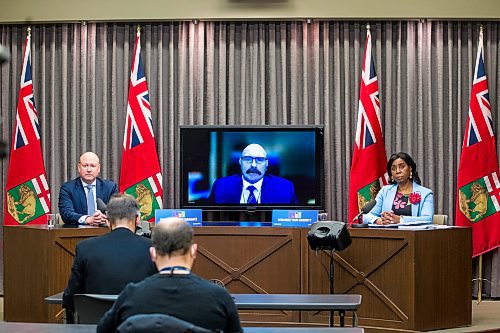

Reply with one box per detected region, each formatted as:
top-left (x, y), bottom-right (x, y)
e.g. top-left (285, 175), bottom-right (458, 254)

top-left (5, 225), bottom-right (471, 330)
top-left (45, 292), bottom-right (362, 327)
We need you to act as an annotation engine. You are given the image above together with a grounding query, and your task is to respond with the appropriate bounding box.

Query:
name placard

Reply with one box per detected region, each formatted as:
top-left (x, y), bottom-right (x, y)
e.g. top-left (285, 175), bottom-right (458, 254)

top-left (272, 210), bottom-right (318, 228)
top-left (155, 209), bottom-right (203, 226)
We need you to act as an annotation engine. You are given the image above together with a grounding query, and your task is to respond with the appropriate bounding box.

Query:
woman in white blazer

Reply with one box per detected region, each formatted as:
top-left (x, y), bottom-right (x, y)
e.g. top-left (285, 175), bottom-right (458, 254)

top-left (363, 152), bottom-right (434, 225)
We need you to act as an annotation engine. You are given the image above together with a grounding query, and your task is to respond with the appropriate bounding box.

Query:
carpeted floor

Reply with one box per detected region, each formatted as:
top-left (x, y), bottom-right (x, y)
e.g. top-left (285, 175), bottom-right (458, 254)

top-left (362, 301), bottom-right (500, 333)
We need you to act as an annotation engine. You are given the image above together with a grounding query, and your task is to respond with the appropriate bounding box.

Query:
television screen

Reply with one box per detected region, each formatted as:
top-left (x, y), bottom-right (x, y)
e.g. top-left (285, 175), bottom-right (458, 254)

top-left (180, 125), bottom-right (324, 211)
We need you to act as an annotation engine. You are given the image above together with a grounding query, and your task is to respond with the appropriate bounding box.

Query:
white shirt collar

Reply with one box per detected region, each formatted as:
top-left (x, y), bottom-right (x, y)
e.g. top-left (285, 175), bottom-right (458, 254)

top-left (80, 178), bottom-right (97, 188)
top-left (241, 177), bottom-right (264, 203)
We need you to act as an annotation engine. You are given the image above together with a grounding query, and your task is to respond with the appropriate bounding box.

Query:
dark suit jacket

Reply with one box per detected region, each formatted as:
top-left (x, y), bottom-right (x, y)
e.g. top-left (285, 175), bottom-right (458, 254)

top-left (62, 228), bottom-right (157, 314)
top-left (58, 177), bottom-right (118, 225)
top-left (208, 174), bottom-right (298, 204)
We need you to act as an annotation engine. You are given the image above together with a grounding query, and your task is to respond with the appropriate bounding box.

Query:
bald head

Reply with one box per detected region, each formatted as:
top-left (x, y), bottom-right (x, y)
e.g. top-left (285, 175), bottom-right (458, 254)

top-left (78, 152), bottom-right (101, 184)
top-left (152, 218), bottom-right (194, 257)
top-left (242, 144), bottom-right (267, 158)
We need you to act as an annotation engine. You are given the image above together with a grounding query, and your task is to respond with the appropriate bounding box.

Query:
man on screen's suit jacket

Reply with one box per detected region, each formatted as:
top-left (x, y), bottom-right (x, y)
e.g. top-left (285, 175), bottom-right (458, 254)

top-left (363, 181), bottom-right (434, 224)
top-left (208, 174), bottom-right (298, 204)
top-left (58, 177), bottom-right (118, 225)
top-left (62, 227), bottom-right (157, 320)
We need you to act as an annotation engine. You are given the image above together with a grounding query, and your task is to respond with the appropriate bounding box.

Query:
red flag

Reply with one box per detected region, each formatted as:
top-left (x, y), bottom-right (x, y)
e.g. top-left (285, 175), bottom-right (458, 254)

top-left (4, 30), bottom-right (50, 226)
top-left (456, 28), bottom-right (500, 257)
top-left (348, 26), bottom-right (388, 224)
top-left (120, 29), bottom-right (163, 221)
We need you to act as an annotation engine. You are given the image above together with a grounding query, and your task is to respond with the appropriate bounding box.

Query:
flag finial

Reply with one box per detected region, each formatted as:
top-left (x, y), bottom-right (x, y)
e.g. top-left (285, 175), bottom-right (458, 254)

top-left (480, 25), bottom-right (484, 34)
top-left (136, 25), bottom-right (141, 35)
top-left (27, 27), bottom-right (31, 37)
top-left (366, 23), bottom-right (371, 32)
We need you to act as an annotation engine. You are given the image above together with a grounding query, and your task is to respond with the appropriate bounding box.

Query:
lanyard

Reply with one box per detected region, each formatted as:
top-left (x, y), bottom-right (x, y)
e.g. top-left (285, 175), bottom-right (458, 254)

top-left (159, 266), bottom-right (191, 276)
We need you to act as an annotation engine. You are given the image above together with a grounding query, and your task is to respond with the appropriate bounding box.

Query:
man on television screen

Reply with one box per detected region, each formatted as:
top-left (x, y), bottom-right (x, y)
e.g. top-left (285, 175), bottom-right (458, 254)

top-left (208, 143), bottom-right (298, 204)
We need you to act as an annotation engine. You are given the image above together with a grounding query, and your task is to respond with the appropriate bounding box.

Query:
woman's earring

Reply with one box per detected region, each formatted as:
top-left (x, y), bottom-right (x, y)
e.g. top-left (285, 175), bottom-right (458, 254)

top-left (410, 171), bottom-right (413, 179)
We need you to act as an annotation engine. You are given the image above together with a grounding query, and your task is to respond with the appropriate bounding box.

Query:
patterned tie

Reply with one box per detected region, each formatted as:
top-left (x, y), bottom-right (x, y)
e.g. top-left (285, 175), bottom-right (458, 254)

top-left (247, 185), bottom-right (257, 204)
top-left (86, 185), bottom-right (96, 215)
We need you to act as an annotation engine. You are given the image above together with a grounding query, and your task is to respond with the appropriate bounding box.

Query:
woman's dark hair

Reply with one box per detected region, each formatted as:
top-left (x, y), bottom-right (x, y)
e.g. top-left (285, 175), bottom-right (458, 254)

top-left (386, 152), bottom-right (421, 185)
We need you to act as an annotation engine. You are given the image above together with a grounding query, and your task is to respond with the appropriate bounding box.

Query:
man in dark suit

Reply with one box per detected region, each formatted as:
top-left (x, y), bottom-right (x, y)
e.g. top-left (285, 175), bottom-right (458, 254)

top-left (58, 152), bottom-right (118, 225)
top-left (208, 143), bottom-right (298, 204)
top-left (63, 194), bottom-right (157, 323)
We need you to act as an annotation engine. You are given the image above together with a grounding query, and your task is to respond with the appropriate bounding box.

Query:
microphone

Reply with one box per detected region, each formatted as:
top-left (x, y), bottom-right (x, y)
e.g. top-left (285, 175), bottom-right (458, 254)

top-left (96, 198), bottom-right (107, 213)
top-left (351, 199), bottom-right (377, 228)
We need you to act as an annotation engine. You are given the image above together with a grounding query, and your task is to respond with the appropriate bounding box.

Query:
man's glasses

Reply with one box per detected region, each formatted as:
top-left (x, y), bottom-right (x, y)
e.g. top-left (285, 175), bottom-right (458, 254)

top-left (241, 156), bottom-right (267, 164)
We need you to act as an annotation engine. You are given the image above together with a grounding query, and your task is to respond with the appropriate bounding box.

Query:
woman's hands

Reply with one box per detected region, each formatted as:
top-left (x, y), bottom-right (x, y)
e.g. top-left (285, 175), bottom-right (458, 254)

top-left (375, 211), bottom-right (401, 225)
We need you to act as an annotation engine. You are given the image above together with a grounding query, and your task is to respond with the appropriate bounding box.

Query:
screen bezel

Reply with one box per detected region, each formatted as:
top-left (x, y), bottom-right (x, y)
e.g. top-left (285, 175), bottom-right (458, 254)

top-left (179, 125), bottom-right (325, 212)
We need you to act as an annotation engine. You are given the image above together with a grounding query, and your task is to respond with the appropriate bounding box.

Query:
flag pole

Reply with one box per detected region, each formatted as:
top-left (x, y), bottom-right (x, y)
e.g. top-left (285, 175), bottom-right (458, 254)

top-left (477, 254), bottom-right (483, 304)
top-left (27, 26), bottom-right (31, 38)
top-left (475, 24), bottom-right (485, 305)
top-left (136, 24), bottom-right (141, 36)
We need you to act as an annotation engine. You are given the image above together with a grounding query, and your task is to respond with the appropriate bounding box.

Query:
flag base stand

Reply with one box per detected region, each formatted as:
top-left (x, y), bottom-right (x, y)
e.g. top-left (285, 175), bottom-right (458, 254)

top-left (472, 254), bottom-right (492, 304)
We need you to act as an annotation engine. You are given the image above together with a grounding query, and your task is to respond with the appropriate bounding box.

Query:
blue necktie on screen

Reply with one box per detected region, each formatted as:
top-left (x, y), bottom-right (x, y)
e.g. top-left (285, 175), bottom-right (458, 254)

top-left (86, 185), bottom-right (96, 215)
top-left (247, 185), bottom-right (257, 204)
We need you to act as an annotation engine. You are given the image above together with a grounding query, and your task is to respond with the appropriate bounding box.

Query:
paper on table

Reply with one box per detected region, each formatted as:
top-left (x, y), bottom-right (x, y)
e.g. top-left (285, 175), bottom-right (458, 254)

top-left (368, 224), bottom-right (399, 228)
top-left (368, 221), bottom-right (431, 228)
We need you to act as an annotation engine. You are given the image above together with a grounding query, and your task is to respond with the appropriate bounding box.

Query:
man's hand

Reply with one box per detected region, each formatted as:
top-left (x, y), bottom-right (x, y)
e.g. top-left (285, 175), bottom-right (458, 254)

top-left (85, 210), bottom-right (108, 226)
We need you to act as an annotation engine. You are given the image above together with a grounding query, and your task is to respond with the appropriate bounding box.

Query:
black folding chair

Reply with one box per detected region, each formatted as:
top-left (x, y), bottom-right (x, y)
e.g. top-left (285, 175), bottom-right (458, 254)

top-left (74, 294), bottom-right (116, 324)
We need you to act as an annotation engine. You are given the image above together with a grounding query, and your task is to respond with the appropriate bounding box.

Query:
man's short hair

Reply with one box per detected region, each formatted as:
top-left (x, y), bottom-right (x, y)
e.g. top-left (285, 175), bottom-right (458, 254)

top-left (152, 218), bottom-right (193, 256)
top-left (106, 194), bottom-right (140, 223)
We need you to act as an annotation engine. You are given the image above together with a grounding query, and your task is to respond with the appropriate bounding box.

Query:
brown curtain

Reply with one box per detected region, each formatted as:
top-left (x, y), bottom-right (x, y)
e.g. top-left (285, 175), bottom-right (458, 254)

top-left (1, 21), bottom-right (499, 296)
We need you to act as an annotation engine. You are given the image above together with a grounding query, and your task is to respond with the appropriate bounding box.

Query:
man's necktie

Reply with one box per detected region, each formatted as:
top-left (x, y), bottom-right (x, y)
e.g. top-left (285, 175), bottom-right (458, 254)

top-left (86, 185), bottom-right (96, 215)
top-left (247, 185), bottom-right (257, 204)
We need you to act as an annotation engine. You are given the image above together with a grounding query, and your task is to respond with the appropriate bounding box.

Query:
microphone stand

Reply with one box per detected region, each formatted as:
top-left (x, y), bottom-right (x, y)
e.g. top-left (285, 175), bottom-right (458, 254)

top-left (329, 249), bottom-right (335, 327)
top-left (351, 213), bottom-right (368, 228)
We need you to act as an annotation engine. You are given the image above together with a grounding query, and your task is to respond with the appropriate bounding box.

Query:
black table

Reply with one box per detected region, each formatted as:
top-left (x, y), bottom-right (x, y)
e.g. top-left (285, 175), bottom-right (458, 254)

top-left (244, 329), bottom-right (364, 333)
top-left (46, 293), bottom-right (362, 327)
top-left (0, 322), bottom-right (96, 333)
top-left (0, 322), bottom-right (363, 333)
top-left (233, 294), bottom-right (361, 327)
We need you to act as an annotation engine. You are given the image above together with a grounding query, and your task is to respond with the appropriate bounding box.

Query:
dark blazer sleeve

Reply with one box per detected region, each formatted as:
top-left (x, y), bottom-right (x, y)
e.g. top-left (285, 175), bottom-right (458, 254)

top-left (97, 178), bottom-right (119, 203)
top-left (262, 175), bottom-right (299, 204)
top-left (58, 179), bottom-right (85, 225)
top-left (62, 242), bottom-right (85, 313)
top-left (208, 175), bottom-right (242, 204)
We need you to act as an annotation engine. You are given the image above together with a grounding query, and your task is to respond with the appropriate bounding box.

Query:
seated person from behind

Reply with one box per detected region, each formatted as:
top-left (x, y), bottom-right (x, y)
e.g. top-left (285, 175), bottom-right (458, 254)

top-left (363, 152), bottom-right (434, 225)
top-left (63, 194), bottom-right (157, 323)
top-left (97, 218), bottom-right (242, 333)
top-left (58, 151), bottom-right (118, 225)
top-left (208, 143), bottom-right (298, 204)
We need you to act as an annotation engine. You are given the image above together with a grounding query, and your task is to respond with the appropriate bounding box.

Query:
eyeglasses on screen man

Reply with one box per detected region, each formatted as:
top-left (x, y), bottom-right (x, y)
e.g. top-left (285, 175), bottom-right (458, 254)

top-left (240, 156), bottom-right (267, 164)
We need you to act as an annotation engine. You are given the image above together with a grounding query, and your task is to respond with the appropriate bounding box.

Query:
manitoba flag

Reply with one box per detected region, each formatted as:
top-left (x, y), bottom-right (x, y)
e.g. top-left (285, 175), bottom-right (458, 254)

top-left (456, 27), bottom-right (500, 257)
top-left (347, 25), bottom-right (388, 224)
top-left (120, 28), bottom-right (163, 221)
top-left (5, 29), bottom-right (51, 226)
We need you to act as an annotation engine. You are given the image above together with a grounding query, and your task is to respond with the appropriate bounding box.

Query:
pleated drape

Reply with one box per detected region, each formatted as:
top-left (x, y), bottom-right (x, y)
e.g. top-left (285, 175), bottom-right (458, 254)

top-left (1, 21), bottom-right (499, 296)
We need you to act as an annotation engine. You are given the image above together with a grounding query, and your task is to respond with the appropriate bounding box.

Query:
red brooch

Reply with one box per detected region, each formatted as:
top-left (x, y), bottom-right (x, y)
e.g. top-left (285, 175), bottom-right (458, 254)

top-left (409, 192), bottom-right (422, 205)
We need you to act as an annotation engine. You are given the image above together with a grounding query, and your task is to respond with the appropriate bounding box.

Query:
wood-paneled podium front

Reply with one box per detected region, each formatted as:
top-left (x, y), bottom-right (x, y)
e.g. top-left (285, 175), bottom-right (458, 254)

top-left (194, 226), bottom-right (471, 331)
top-left (305, 227), bottom-right (472, 331)
top-left (3, 224), bottom-right (471, 331)
top-left (3, 225), bottom-right (107, 323)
